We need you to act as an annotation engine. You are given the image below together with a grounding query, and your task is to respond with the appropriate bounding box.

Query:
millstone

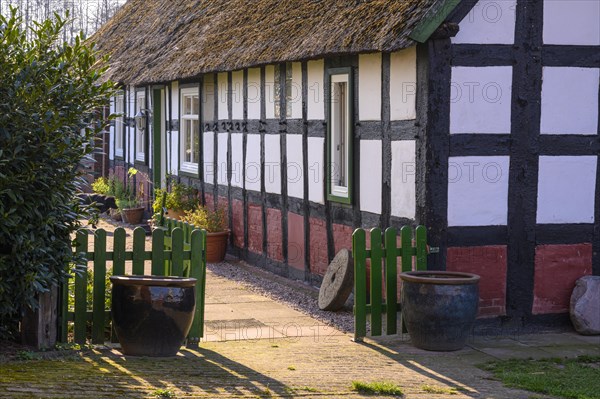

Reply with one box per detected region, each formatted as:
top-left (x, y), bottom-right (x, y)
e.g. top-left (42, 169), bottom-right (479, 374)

top-left (318, 249), bottom-right (354, 311)
top-left (570, 276), bottom-right (600, 335)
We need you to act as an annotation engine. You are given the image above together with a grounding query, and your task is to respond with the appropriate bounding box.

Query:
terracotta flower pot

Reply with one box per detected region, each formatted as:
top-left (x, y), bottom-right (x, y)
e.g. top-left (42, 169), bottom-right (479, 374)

top-left (206, 230), bottom-right (229, 263)
top-left (400, 271), bottom-right (480, 351)
top-left (110, 275), bottom-right (197, 357)
top-left (121, 207), bottom-right (144, 224)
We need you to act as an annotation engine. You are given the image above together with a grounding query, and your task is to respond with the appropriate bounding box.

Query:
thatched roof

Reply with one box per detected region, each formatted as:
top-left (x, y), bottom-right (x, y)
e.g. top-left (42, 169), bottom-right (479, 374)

top-left (92, 0), bottom-right (443, 85)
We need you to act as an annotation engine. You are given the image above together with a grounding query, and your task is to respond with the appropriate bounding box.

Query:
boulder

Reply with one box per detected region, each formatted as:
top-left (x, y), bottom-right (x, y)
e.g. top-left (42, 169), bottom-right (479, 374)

top-left (570, 276), bottom-right (600, 335)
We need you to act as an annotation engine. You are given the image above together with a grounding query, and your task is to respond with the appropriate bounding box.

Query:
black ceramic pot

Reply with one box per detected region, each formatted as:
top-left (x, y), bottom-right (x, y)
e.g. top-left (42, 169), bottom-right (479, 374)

top-left (400, 271), bottom-right (480, 351)
top-left (110, 275), bottom-right (197, 357)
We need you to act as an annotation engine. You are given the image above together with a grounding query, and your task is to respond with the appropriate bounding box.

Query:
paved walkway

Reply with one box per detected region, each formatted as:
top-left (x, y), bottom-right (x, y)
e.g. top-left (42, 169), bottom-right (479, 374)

top-left (1, 220), bottom-right (598, 398)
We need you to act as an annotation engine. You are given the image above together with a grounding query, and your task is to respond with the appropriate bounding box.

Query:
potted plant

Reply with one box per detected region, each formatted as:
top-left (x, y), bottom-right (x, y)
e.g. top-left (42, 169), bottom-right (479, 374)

top-left (181, 205), bottom-right (228, 263)
top-left (118, 168), bottom-right (145, 225)
top-left (152, 180), bottom-right (198, 221)
top-left (399, 271), bottom-right (480, 351)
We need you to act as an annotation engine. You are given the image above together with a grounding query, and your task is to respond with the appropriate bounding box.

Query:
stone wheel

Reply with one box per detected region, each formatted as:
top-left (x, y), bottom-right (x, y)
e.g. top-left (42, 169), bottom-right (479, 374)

top-left (318, 249), bottom-right (354, 311)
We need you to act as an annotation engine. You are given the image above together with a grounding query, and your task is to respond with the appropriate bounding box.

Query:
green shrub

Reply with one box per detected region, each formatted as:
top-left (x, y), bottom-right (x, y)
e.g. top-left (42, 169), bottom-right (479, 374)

top-left (180, 205), bottom-right (227, 233)
top-left (91, 177), bottom-right (110, 195)
top-left (152, 181), bottom-right (198, 217)
top-left (0, 9), bottom-right (115, 340)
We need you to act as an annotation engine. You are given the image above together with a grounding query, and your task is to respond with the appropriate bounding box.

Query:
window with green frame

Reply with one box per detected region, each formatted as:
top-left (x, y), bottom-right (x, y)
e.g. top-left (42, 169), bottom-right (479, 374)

top-left (327, 67), bottom-right (353, 204)
top-left (114, 92), bottom-right (124, 158)
top-left (180, 87), bottom-right (200, 175)
top-left (135, 90), bottom-right (146, 163)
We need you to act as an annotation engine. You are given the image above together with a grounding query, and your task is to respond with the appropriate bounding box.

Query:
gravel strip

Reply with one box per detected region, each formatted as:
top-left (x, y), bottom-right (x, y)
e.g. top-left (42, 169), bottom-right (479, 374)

top-left (208, 259), bottom-right (355, 334)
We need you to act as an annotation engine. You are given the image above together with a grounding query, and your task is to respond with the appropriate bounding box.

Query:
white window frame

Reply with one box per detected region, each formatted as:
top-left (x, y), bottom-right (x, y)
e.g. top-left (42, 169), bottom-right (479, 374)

top-left (327, 69), bottom-right (353, 203)
top-left (180, 87), bottom-right (200, 175)
top-left (114, 93), bottom-right (124, 158)
top-left (135, 91), bottom-right (146, 163)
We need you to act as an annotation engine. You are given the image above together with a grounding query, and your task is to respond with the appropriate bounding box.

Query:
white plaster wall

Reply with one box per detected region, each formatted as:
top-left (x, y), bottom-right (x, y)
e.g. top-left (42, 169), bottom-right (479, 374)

top-left (450, 66), bottom-right (512, 134)
top-left (537, 156), bottom-right (597, 224)
top-left (286, 134), bottom-right (304, 199)
top-left (147, 90), bottom-right (153, 167)
top-left (169, 82), bottom-right (179, 175)
top-left (308, 137), bottom-right (325, 204)
top-left (265, 65), bottom-right (276, 119)
top-left (218, 73), bottom-right (229, 120)
top-left (170, 124), bottom-right (179, 176)
top-left (264, 134), bottom-right (281, 194)
top-left (170, 81), bottom-right (179, 121)
top-left (359, 53), bottom-right (382, 121)
top-left (247, 68), bottom-right (261, 120)
top-left (447, 156), bottom-right (510, 226)
top-left (359, 140), bottom-right (382, 214)
top-left (202, 75), bottom-right (215, 122)
top-left (203, 131), bottom-right (215, 183)
top-left (391, 140), bottom-right (416, 219)
top-left (245, 134), bottom-right (261, 192)
top-left (307, 60), bottom-right (325, 120)
top-left (128, 86), bottom-right (135, 165)
top-left (230, 133), bottom-right (243, 188)
top-left (390, 47), bottom-right (417, 121)
top-left (452, 0), bottom-right (516, 44)
top-left (231, 71), bottom-right (244, 120)
top-left (543, 0), bottom-right (600, 45)
top-left (217, 132), bottom-right (228, 186)
top-left (541, 67), bottom-right (599, 135)
top-left (290, 62), bottom-right (303, 119)
top-left (109, 97), bottom-right (115, 160)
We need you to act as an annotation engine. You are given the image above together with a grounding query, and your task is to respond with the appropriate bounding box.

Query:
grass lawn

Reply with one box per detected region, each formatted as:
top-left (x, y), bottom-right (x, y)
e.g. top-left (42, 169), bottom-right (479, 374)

top-left (481, 355), bottom-right (600, 399)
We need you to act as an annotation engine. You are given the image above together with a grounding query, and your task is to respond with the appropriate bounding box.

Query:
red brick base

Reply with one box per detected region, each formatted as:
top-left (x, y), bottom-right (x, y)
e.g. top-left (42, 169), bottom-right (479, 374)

top-left (333, 223), bottom-right (354, 255)
top-left (287, 212), bottom-right (305, 270)
top-left (266, 208), bottom-right (283, 261)
top-left (247, 204), bottom-right (263, 254)
top-left (309, 218), bottom-right (328, 276)
top-left (447, 246), bottom-right (508, 317)
top-left (532, 243), bottom-right (592, 315)
top-left (231, 199), bottom-right (244, 248)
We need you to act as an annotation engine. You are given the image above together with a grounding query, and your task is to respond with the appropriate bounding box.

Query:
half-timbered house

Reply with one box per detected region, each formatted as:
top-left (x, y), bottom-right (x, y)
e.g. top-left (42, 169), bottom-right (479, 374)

top-left (93, 0), bottom-right (600, 329)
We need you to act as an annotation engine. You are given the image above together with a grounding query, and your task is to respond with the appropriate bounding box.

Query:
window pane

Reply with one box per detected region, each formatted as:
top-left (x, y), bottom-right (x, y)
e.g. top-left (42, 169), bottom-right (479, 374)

top-left (332, 81), bottom-right (347, 188)
top-left (193, 121), bottom-right (200, 163)
top-left (184, 120), bottom-right (191, 163)
top-left (192, 95), bottom-right (199, 115)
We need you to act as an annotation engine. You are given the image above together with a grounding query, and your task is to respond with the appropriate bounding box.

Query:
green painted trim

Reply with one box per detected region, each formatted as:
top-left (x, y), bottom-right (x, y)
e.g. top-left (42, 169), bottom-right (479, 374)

top-left (326, 67), bottom-right (354, 205)
top-left (152, 88), bottom-right (162, 191)
top-left (409, 0), bottom-right (461, 43)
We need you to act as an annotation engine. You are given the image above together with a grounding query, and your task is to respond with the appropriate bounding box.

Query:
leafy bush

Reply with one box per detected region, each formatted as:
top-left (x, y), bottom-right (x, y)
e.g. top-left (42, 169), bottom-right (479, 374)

top-left (0, 9), bottom-right (115, 340)
top-left (180, 206), bottom-right (227, 233)
top-left (152, 181), bottom-right (198, 216)
top-left (91, 177), bottom-right (110, 195)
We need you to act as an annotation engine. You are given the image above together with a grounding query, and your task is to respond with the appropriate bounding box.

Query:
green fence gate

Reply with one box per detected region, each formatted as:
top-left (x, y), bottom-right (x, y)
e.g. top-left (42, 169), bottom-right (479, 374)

top-left (352, 226), bottom-right (428, 341)
top-left (60, 225), bottom-right (207, 347)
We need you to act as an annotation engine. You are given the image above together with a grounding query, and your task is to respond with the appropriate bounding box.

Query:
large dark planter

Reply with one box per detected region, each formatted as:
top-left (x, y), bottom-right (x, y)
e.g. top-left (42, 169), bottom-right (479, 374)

top-left (400, 271), bottom-right (480, 351)
top-left (110, 275), bottom-right (197, 357)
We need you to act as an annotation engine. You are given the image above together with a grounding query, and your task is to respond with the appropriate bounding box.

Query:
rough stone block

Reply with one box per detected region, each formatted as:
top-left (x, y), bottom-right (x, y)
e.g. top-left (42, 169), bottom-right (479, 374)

top-left (570, 276), bottom-right (600, 335)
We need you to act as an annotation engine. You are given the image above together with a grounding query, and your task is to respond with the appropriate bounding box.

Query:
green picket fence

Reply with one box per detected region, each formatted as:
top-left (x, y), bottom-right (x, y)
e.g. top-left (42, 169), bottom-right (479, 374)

top-left (352, 226), bottom-right (428, 341)
top-left (60, 225), bottom-right (207, 347)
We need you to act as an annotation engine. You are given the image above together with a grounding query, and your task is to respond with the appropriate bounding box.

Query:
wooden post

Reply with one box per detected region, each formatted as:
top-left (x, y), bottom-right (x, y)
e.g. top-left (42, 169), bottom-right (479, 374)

top-left (21, 285), bottom-right (58, 349)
